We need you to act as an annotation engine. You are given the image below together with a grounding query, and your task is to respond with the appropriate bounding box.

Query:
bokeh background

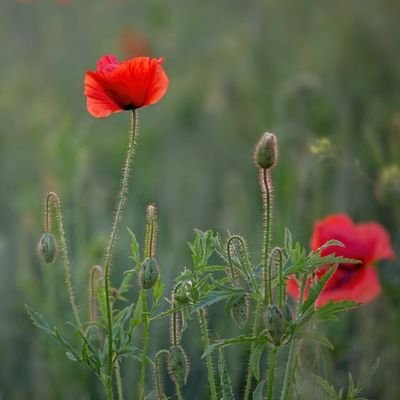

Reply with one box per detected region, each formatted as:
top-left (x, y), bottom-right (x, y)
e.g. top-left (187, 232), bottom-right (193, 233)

top-left (1, 0), bottom-right (400, 399)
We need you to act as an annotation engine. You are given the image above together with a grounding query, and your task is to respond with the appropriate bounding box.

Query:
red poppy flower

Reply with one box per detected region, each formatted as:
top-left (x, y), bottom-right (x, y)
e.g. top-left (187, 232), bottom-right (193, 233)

top-left (287, 214), bottom-right (395, 307)
top-left (84, 55), bottom-right (169, 118)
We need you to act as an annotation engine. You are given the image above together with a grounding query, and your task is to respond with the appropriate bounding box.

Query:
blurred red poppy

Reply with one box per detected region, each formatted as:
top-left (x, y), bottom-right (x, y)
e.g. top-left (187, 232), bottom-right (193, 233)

top-left (84, 55), bottom-right (169, 118)
top-left (119, 29), bottom-right (151, 58)
top-left (287, 214), bottom-right (395, 306)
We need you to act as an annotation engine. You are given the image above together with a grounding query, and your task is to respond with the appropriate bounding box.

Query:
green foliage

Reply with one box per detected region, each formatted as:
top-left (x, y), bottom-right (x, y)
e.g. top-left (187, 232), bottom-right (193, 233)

top-left (311, 359), bottom-right (379, 400)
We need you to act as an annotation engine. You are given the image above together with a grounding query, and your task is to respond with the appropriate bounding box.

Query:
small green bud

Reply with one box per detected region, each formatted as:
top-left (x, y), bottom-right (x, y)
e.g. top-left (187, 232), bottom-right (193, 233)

top-left (167, 345), bottom-right (190, 387)
top-left (37, 232), bottom-right (58, 264)
top-left (264, 304), bottom-right (286, 346)
top-left (139, 258), bottom-right (160, 289)
top-left (254, 132), bottom-right (278, 169)
top-left (174, 282), bottom-right (192, 305)
top-left (229, 294), bottom-right (249, 329)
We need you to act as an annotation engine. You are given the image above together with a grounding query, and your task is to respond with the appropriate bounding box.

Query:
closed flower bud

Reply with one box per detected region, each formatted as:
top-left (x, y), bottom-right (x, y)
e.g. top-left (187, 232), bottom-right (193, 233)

top-left (139, 258), bottom-right (160, 289)
top-left (264, 304), bottom-right (286, 346)
top-left (229, 294), bottom-right (249, 329)
top-left (167, 345), bottom-right (190, 387)
top-left (37, 232), bottom-right (58, 264)
top-left (254, 132), bottom-right (278, 170)
top-left (174, 282), bottom-right (192, 305)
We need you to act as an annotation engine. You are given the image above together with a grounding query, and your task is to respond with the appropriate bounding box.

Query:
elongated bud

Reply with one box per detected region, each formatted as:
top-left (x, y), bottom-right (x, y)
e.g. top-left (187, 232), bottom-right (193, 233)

top-left (37, 232), bottom-right (58, 264)
top-left (264, 304), bottom-right (286, 346)
top-left (254, 132), bottom-right (278, 170)
top-left (139, 257), bottom-right (160, 289)
top-left (145, 204), bottom-right (158, 259)
top-left (167, 345), bottom-right (190, 387)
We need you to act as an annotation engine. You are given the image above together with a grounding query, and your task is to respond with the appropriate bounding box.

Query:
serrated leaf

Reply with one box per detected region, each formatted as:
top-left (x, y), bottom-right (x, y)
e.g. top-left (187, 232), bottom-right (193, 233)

top-left (118, 345), bottom-right (154, 367)
top-left (202, 335), bottom-right (267, 359)
top-left (252, 380), bottom-right (266, 400)
top-left (300, 265), bottom-right (337, 315)
top-left (25, 305), bottom-right (53, 335)
top-left (311, 300), bottom-right (359, 322)
top-left (127, 227), bottom-right (141, 266)
top-left (218, 349), bottom-right (235, 400)
top-left (152, 277), bottom-right (163, 302)
top-left (130, 294), bottom-right (144, 331)
top-left (311, 374), bottom-right (339, 399)
top-left (191, 290), bottom-right (238, 313)
top-left (250, 343), bottom-right (265, 381)
top-left (295, 329), bottom-right (334, 350)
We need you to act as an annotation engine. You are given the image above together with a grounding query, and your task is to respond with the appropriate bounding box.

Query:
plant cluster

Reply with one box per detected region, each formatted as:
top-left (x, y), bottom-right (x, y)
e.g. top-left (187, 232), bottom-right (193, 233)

top-left (27, 54), bottom-right (394, 400)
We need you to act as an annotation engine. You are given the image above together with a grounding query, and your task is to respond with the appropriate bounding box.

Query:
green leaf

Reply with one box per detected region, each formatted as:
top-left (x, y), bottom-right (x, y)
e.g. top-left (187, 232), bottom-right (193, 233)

top-left (127, 227), bottom-right (141, 267)
top-left (113, 303), bottom-right (135, 340)
top-left (66, 352), bottom-right (79, 362)
top-left (152, 276), bottom-right (164, 302)
top-left (300, 265), bottom-right (337, 315)
top-left (252, 380), bottom-right (265, 400)
top-left (218, 349), bottom-right (235, 400)
top-left (118, 345), bottom-right (154, 367)
top-left (25, 305), bottom-right (53, 335)
top-left (311, 300), bottom-right (359, 322)
top-left (250, 343), bottom-right (265, 381)
top-left (202, 335), bottom-right (267, 359)
top-left (295, 329), bottom-right (334, 350)
top-left (191, 290), bottom-right (239, 313)
top-left (130, 294), bottom-right (143, 331)
top-left (311, 374), bottom-right (340, 399)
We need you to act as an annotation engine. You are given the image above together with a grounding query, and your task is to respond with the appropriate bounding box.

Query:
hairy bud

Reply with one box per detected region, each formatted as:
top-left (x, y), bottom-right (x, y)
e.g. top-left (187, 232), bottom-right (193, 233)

top-left (37, 232), bottom-right (58, 264)
top-left (174, 282), bottom-right (192, 305)
top-left (139, 257), bottom-right (160, 289)
top-left (167, 345), bottom-right (190, 387)
top-left (264, 304), bottom-right (286, 346)
top-left (254, 132), bottom-right (278, 170)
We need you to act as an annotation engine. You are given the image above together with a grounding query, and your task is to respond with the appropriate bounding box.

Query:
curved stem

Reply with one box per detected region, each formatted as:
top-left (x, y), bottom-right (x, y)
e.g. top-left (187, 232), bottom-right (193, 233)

top-left (155, 350), bottom-right (169, 400)
top-left (103, 110), bottom-right (139, 391)
top-left (243, 304), bottom-right (261, 400)
top-left (198, 309), bottom-right (218, 400)
top-left (138, 290), bottom-right (150, 400)
top-left (265, 347), bottom-right (278, 400)
top-left (46, 192), bottom-right (83, 332)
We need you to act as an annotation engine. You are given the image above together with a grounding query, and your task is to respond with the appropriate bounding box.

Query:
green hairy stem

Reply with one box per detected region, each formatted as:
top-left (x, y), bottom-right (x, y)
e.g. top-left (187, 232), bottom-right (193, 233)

top-left (103, 110), bottom-right (139, 399)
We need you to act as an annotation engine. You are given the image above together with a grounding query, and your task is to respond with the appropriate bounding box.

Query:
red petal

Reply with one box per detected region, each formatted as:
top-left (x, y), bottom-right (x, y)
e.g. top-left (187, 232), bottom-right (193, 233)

top-left (143, 57), bottom-right (169, 106)
top-left (316, 266), bottom-right (381, 306)
top-left (356, 222), bottom-right (395, 263)
top-left (84, 72), bottom-right (123, 118)
top-left (286, 276), bottom-right (301, 300)
top-left (310, 213), bottom-right (371, 262)
top-left (96, 54), bottom-right (120, 73)
top-left (112, 57), bottom-right (169, 108)
top-left (84, 55), bottom-right (169, 116)
top-left (310, 214), bottom-right (353, 250)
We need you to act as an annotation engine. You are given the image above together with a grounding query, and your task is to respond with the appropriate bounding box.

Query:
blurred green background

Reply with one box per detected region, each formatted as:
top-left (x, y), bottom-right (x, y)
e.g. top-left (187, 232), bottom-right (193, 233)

top-left (1, 0), bottom-right (400, 399)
